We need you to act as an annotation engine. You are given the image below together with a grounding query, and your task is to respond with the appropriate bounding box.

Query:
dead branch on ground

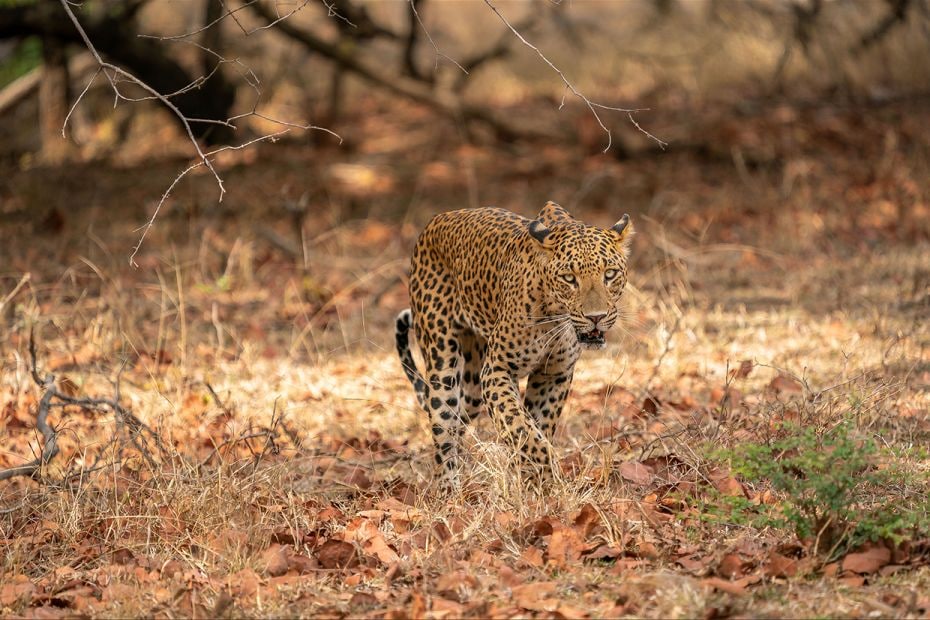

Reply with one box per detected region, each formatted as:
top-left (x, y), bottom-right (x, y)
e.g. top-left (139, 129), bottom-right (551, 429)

top-left (0, 329), bottom-right (167, 485)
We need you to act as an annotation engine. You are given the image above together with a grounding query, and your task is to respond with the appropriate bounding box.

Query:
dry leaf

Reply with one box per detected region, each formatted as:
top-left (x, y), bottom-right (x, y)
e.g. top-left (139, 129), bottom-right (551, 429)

top-left (733, 360), bottom-right (754, 379)
top-left (717, 553), bottom-right (746, 579)
top-left (573, 503), bottom-right (601, 538)
top-left (548, 527), bottom-right (586, 568)
top-left (712, 475), bottom-right (746, 497)
top-left (432, 521), bottom-right (453, 544)
top-left (619, 461), bottom-right (653, 485)
top-left (0, 576), bottom-right (34, 607)
top-left (702, 577), bottom-right (746, 596)
top-left (25, 606), bottom-right (74, 619)
top-left (409, 591), bottom-right (427, 619)
top-left (287, 552), bottom-right (317, 574)
top-left (431, 596), bottom-right (466, 618)
top-left (764, 552), bottom-right (799, 578)
top-left (841, 545), bottom-right (891, 575)
top-left (349, 591), bottom-right (378, 609)
top-left (636, 542), bottom-right (659, 559)
top-left (316, 539), bottom-right (360, 569)
top-left (512, 581), bottom-right (559, 611)
top-left (677, 555), bottom-right (710, 575)
top-left (768, 374), bottom-right (803, 394)
top-left (641, 396), bottom-right (660, 416)
top-left (497, 565), bottom-right (523, 588)
top-left (839, 575), bottom-right (866, 587)
top-left (520, 545), bottom-right (545, 568)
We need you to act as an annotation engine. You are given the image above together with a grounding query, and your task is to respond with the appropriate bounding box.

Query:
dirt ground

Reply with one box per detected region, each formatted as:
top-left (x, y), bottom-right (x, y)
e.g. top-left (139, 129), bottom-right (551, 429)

top-left (1, 97), bottom-right (930, 617)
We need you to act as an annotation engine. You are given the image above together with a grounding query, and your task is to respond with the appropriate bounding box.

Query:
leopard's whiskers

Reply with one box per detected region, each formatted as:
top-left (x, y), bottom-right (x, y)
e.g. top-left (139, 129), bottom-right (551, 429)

top-left (540, 322), bottom-right (574, 371)
top-left (533, 317), bottom-right (571, 343)
top-left (539, 320), bottom-right (573, 352)
top-left (525, 313), bottom-right (569, 328)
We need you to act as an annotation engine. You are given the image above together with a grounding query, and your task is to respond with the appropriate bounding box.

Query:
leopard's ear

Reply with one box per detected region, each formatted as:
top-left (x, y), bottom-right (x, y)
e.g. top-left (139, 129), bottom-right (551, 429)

top-left (537, 201), bottom-right (573, 225)
top-left (610, 214), bottom-right (634, 252)
top-left (527, 220), bottom-right (556, 249)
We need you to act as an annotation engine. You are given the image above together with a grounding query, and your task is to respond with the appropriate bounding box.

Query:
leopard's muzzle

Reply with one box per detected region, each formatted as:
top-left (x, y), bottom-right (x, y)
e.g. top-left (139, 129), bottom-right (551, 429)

top-left (576, 327), bottom-right (606, 349)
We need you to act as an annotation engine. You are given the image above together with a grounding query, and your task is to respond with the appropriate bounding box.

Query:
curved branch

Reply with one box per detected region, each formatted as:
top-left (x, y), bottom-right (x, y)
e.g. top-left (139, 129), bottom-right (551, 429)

top-left (855, 0), bottom-right (911, 53)
top-left (483, 0), bottom-right (664, 151)
top-left (59, 0), bottom-right (226, 201)
top-left (246, 0), bottom-right (550, 142)
top-left (0, 0), bottom-right (237, 144)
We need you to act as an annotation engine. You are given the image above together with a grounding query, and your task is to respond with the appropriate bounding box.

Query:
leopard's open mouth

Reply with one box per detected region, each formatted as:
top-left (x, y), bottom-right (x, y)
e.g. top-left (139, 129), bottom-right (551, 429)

top-left (577, 328), bottom-right (605, 347)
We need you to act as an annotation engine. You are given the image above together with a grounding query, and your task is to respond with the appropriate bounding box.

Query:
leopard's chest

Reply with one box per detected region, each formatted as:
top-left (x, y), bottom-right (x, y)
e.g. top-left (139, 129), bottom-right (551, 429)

top-left (500, 323), bottom-right (580, 378)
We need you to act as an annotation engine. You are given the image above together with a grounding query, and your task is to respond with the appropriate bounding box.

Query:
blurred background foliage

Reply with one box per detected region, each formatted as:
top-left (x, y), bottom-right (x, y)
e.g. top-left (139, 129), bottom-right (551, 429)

top-left (1, 0), bottom-right (930, 165)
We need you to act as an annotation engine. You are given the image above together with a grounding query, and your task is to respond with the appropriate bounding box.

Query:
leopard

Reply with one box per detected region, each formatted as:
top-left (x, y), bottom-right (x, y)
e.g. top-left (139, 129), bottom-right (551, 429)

top-left (395, 201), bottom-right (633, 486)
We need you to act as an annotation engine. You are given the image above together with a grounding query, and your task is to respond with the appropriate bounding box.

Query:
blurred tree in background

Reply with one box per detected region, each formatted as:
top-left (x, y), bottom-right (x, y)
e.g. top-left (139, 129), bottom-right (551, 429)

top-left (0, 0), bottom-right (929, 166)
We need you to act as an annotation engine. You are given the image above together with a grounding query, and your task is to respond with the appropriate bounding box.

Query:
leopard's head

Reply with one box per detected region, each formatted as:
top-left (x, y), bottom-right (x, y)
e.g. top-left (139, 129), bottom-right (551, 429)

top-left (528, 205), bottom-right (633, 350)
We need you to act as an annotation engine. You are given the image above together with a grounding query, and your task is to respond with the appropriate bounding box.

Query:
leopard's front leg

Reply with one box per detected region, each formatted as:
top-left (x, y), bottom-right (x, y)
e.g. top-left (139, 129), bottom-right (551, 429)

top-left (524, 364), bottom-right (575, 440)
top-left (480, 346), bottom-right (554, 478)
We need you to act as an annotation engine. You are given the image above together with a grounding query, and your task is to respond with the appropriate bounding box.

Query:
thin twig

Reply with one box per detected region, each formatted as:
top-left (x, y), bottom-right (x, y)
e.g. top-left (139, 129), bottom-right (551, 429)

top-left (0, 272), bottom-right (30, 313)
top-left (483, 0), bottom-right (665, 152)
top-left (408, 0), bottom-right (468, 75)
top-left (639, 313), bottom-right (683, 402)
top-left (60, 0), bottom-right (224, 197)
top-left (0, 376), bottom-right (58, 482)
top-left (61, 67), bottom-right (101, 138)
top-left (61, 0), bottom-right (342, 265)
top-left (128, 129), bottom-right (304, 267)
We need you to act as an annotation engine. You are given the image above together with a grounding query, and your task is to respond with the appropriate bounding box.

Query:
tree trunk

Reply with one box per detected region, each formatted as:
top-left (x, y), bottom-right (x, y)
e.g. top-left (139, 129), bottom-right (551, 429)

top-left (39, 37), bottom-right (72, 164)
top-left (0, 1), bottom-right (237, 145)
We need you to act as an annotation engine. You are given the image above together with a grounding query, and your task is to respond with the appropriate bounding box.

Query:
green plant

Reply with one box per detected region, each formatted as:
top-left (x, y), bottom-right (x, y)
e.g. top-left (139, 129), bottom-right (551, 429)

top-left (0, 36), bottom-right (41, 89)
top-left (715, 422), bottom-right (927, 555)
top-left (696, 493), bottom-right (779, 530)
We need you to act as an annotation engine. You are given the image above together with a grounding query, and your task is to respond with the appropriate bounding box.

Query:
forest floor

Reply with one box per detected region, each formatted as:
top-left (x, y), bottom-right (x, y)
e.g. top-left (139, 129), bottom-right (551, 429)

top-left (2, 97), bottom-right (930, 617)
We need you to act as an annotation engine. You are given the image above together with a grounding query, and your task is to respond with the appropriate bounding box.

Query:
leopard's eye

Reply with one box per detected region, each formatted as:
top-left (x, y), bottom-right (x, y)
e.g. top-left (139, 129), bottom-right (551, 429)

top-left (560, 273), bottom-right (576, 285)
top-left (604, 269), bottom-right (618, 281)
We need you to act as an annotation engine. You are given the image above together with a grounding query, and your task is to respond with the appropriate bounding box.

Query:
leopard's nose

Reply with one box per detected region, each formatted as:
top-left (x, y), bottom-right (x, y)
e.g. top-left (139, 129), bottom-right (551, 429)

top-left (585, 312), bottom-right (607, 326)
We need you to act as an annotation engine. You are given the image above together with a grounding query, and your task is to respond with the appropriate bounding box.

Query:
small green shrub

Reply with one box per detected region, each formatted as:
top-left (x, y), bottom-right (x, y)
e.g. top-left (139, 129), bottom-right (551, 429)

top-left (714, 422), bottom-right (928, 555)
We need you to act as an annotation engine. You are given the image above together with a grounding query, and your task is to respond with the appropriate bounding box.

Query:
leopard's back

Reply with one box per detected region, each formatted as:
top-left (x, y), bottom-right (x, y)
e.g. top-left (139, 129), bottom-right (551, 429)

top-left (410, 207), bottom-right (528, 335)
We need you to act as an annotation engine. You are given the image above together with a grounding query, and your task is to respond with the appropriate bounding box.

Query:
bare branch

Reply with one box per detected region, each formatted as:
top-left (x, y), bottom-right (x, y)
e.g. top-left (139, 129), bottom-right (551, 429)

top-left (403, 0), bottom-right (428, 81)
top-left (453, 11), bottom-right (541, 91)
top-left (58, 0), bottom-right (342, 263)
top-left (321, 0), bottom-right (357, 28)
top-left (322, 0), bottom-right (400, 39)
top-left (249, 0), bottom-right (314, 34)
top-left (0, 272), bottom-right (30, 314)
top-left (483, 0), bottom-right (665, 151)
top-left (407, 0), bottom-right (468, 75)
top-left (246, 0), bottom-right (551, 142)
top-left (128, 128), bottom-right (340, 267)
top-left (145, 1), bottom-right (251, 40)
top-left (855, 0), bottom-right (911, 53)
top-left (61, 66), bottom-right (100, 138)
top-left (60, 0), bottom-right (225, 197)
